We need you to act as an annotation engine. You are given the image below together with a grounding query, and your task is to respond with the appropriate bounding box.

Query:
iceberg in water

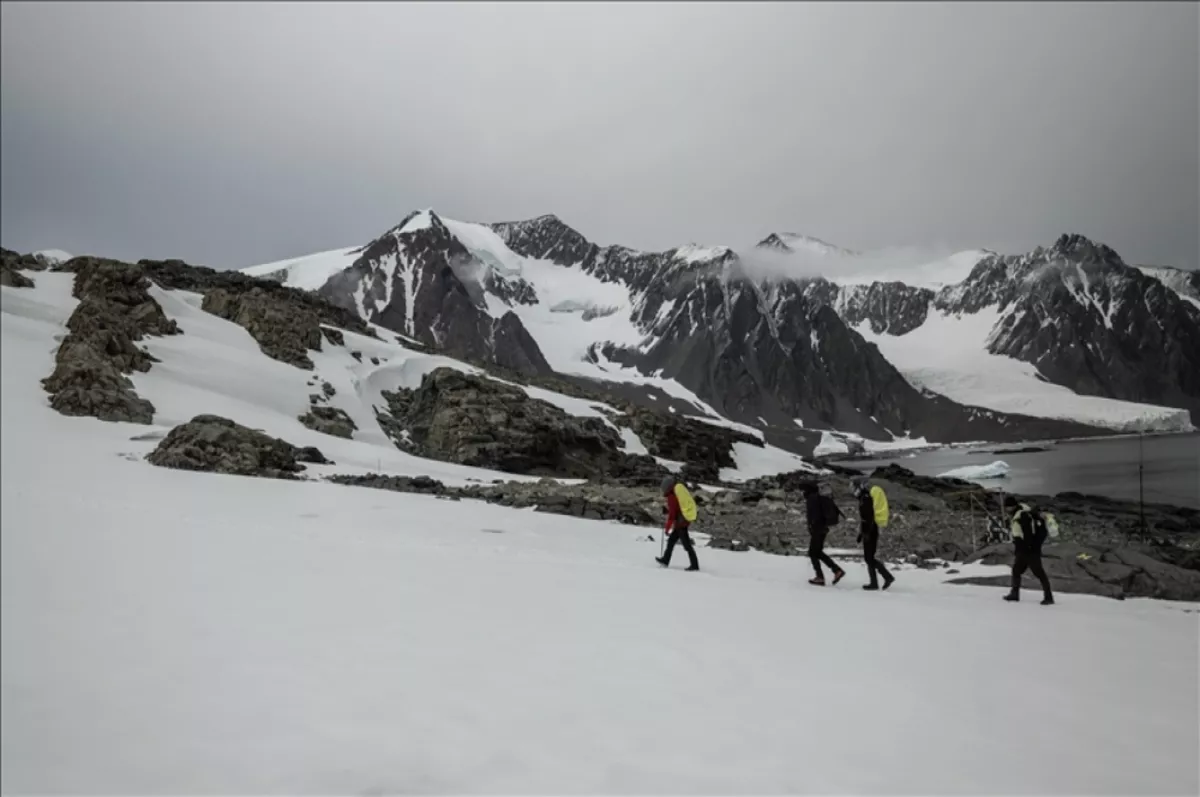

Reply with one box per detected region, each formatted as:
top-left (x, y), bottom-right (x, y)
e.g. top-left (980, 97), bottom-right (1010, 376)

top-left (938, 460), bottom-right (1011, 480)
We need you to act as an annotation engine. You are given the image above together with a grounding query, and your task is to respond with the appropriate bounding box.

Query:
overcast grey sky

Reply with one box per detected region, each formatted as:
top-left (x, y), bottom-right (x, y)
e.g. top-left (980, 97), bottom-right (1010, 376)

top-left (1, 2), bottom-right (1197, 269)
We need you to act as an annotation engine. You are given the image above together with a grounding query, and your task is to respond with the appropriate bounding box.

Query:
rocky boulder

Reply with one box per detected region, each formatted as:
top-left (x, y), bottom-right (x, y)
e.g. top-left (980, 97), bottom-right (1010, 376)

top-left (299, 406), bottom-right (358, 439)
top-left (147, 414), bottom-right (328, 478)
top-left (42, 339), bottom-right (156, 423)
top-left (202, 287), bottom-right (323, 369)
top-left (377, 367), bottom-right (669, 480)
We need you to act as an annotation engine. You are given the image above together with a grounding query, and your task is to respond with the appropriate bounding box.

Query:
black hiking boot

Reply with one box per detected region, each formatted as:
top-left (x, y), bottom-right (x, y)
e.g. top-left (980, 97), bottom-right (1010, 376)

top-left (1041, 596), bottom-right (1055, 606)
top-left (685, 564), bottom-right (700, 572)
top-left (882, 576), bottom-right (895, 591)
top-left (1003, 593), bottom-right (1019, 602)
top-left (863, 583), bottom-right (879, 591)
top-left (655, 556), bottom-right (669, 568)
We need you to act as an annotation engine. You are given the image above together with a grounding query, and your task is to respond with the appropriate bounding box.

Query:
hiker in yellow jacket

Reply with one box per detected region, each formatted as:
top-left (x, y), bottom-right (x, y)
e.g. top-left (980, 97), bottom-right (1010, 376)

top-left (853, 476), bottom-right (894, 590)
top-left (656, 475), bottom-right (700, 571)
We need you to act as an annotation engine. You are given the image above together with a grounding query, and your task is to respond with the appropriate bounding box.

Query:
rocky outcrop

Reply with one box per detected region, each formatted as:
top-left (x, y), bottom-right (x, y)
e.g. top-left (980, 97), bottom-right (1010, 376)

top-left (42, 259), bottom-right (180, 424)
top-left (1, 248), bottom-right (37, 287)
top-left (376, 367), bottom-right (667, 481)
top-left (616, 407), bottom-right (763, 483)
top-left (327, 473), bottom-right (659, 526)
top-left (1, 264), bottom-right (35, 288)
top-left (135, 258), bottom-right (375, 338)
top-left (202, 287), bottom-right (323, 369)
top-left (950, 541), bottom-right (1200, 602)
top-left (146, 414), bottom-right (329, 478)
top-left (1, 247), bottom-right (46, 273)
top-left (299, 406), bottom-right (357, 439)
top-left (321, 327), bottom-right (345, 347)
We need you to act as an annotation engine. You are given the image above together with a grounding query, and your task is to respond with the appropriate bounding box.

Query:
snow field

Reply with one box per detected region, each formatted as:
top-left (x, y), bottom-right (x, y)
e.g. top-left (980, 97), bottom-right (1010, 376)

top-left (3, 277), bottom-right (1199, 794)
top-left (2, 272), bottom-right (1200, 792)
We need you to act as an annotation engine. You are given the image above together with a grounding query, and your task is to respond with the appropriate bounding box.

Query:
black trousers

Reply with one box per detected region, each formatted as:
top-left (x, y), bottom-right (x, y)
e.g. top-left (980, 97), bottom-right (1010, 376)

top-left (1011, 541), bottom-right (1053, 599)
top-left (861, 523), bottom-right (892, 586)
top-left (808, 528), bottom-right (840, 578)
top-left (663, 523), bottom-right (699, 568)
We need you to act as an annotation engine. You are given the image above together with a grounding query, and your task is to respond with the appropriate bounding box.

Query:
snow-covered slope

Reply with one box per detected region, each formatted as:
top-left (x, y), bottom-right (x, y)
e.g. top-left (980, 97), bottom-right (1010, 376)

top-left (4, 276), bottom-right (1198, 794)
top-left (1141, 265), bottom-right (1200, 311)
top-left (1, 265), bottom-right (811, 485)
top-left (240, 245), bottom-right (366, 291)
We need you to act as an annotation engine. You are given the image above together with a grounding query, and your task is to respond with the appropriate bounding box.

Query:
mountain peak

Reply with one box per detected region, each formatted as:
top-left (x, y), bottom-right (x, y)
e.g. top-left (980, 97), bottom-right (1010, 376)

top-left (1043, 233), bottom-right (1123, 266)
top-left (390, 208), bottom-right (444, 237)
top-left (757, 232), bottom-right (854, 257)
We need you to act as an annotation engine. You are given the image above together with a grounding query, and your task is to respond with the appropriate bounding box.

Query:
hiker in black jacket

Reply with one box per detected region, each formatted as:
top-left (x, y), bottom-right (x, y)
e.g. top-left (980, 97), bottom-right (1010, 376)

top-left (853, 476), bottom-right (894, 591)
top-left (801, 482), bottom-right (846, 586)
top-left (1005, 503), bottom-right (1055, 605)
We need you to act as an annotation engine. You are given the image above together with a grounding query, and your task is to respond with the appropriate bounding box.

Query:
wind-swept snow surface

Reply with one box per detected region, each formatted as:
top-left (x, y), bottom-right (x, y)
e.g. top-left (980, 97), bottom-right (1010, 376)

top-left (241, 245), bottom-right (364, 291)
top-left (3, 280), bottom-right (1199, 795)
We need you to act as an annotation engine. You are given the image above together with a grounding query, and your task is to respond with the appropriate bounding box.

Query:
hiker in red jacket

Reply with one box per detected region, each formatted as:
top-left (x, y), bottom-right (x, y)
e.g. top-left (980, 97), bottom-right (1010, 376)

top-left (656, 475), bottom-right (700, 571)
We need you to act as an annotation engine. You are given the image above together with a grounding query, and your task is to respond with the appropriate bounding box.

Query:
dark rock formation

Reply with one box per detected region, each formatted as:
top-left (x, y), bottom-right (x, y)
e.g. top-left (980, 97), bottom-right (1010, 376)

top-left (42, 259), bottom-right (179, 424)
top-left (146, 414), bottom-right (328, 478)
top-left (327, 473), bottom-right (658, 526)
top-left (1, 247), bottom-right (46, 276)
top-left (202, 287), bottom-right (323, 369)
top-left (1, 252), bottom-right (35, 287)
top-left (299, 406), bottom-right (357, 439)
top-left (321, 327), bottom-right (345, 347)
top-left (375, 367), bottom-right (667, 480)
top-left (135, 258), bottom-right (375, 338)
top-left (616, 407), bottom-right (762, 483)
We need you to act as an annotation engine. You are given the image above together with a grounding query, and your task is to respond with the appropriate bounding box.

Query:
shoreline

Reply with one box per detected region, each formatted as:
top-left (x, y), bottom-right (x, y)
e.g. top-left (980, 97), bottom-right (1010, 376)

top-left (825, 426), bottom-right (1199, 467)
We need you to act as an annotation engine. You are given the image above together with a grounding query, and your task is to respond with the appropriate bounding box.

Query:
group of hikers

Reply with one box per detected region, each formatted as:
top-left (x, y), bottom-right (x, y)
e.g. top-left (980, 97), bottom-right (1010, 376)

top-left (654, 474), bottom-right (1056, 604)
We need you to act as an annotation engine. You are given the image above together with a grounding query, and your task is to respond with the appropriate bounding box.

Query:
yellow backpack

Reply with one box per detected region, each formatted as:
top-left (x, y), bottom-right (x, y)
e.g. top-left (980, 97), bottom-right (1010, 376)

top-left (870, 485), bottom-right (889, 528)
top-left (674, 483), bottom-right (699, 523)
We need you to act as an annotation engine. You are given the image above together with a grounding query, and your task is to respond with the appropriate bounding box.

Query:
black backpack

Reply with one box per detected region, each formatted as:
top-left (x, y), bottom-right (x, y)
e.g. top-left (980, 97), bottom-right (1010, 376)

top-left (820, 494), bottom-right (842, 527)
top-left (1030, 510), bottom-right (1049, 542)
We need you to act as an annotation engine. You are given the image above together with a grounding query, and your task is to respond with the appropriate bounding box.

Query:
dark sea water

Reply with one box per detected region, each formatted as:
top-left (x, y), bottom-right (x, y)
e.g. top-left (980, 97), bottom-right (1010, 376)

top-left (846, 432), bottom-right (1200, 509)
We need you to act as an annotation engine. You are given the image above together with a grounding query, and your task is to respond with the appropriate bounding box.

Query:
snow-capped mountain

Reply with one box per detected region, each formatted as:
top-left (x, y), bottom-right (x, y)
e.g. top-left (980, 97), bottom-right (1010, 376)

top-left (243, 214), bottom-right (1199, 446)
top-left (757, 232), bottom-right (856, 257)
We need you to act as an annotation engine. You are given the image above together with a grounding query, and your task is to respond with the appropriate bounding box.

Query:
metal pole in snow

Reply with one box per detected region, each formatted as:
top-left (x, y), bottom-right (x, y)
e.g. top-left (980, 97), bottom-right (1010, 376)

top-left (1138, 431), bottom-right (1146, 542)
